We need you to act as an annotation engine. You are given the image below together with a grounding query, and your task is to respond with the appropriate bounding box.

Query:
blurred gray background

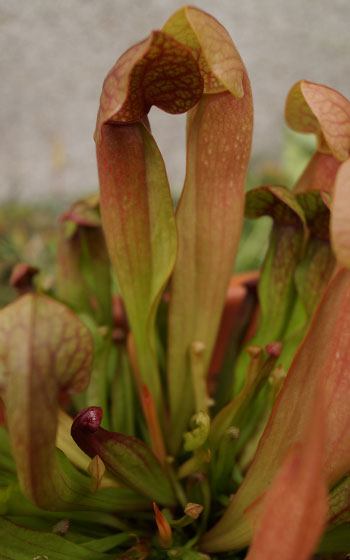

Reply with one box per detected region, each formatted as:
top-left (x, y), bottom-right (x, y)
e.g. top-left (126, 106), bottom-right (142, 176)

top-left (1, 0), bottom-right (349, 202)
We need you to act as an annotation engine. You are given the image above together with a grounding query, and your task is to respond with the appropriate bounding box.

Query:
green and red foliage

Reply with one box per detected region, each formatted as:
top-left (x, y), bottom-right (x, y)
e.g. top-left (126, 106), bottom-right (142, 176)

top-left (0, 6), bottom-right (350, 559)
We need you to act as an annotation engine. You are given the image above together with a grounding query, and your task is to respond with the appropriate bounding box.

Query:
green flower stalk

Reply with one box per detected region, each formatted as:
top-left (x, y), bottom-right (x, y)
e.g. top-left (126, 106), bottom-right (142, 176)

top-left (1, 6), bottom-right (350, 560)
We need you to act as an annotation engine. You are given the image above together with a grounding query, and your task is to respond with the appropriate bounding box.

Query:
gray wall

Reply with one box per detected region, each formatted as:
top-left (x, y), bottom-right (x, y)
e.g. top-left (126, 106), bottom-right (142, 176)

top-left (1, 0), bottom-right (349, 202)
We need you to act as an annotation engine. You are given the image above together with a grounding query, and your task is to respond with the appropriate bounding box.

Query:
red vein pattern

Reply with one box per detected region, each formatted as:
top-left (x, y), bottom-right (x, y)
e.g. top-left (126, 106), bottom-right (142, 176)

top-left (285, 80), bottom-right (350, 161)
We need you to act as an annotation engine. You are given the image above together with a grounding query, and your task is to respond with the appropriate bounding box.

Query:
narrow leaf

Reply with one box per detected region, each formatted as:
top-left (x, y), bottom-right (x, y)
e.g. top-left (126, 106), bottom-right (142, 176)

top-left (234, 186), bottom-right (306, 394)
top-left (56, 222), bottom-right (91, 313)
top-left (296, 191), bottom-right (335, 318)
top-left (140, 383), bottom-right (166, 466)
top-left (0, 475), bottom-right (149, 517)
top-left (162, 11), bottom-right (252, 450)
top-left (278, 191), bottom-right (335, 369)
top-left (328, 475), bottom-right (350, 528)
top-left (211, 274), bottom-right (259, 411)
top-left (244, 385), bottom-right (327, 560)
top-left (208, 281), bottom-right (248, 396)
top-left (209, 347), bottom-right (281, 497)
top-left (167, 76), bottom-right (253, 452)
top-left (210, 346), bottom-right (280, 450)
top-left (96, 122), bottom-right (176, 413)
top-left (317, 523), bottom-right (350, 555)
top-left (110, 345), bottom-right (136, 436)
top-left (331, 158), bottom-right (350, 267)
top-left (81, 533), bottom-right (132, 552)
top-left (57, 195), bottom-right (112, 325)
top-left (0, 517), bottom-right (110, 560)
top-left (88, 455), bottom-right (106, 493)
top-left (153, 502), bottom-right (173, 548)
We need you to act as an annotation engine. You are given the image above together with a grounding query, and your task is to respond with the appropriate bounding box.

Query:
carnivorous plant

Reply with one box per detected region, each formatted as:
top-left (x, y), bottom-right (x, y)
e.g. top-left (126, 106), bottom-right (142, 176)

top-left (1, 7), bottom-right (350, 559)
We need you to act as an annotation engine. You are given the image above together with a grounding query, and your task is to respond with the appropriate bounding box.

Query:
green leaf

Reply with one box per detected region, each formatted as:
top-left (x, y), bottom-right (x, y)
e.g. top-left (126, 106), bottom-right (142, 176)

top-left (79, 227), bottom-right (112, 325)
top-left (0, 294), bottom-right (94, 510)
top-left (296, 191), bottom-right (335, 319)
top-left (84, 318), bottom-right (114, 430)
top-left (167, 76), bottom-right (253, 453)
top-left (209, 345), bottom-right (280, 449)
top-left (0, 295), bottom-right (145, 513)
top-left (317, 523), bottom-right (350, 555)
top-left (71, 407), bottom-right (176, 506)
top-left (110, 346), bottom-right (136, 436)
top-left (0, 450), bottom-right (150, 517)
top-left (234, 186), bottom-right (306, 394)
top-left (56, 225), bottom-right (92, 314)
top-left (96, 122), bottom-right (177, 414)
top-left (60, 194), bottom-right (101, 228)
top-left (184, 411), bottom-right (210, 452)
top-left (0, 426), bottom-right (16, 483)
top-left (278, 191), bottom-right (335, 369)
top-left (209, 348), bottom-right (281, 497)
top-left (57, 195), bottom-right (112, 325)
top-left (328, 476), bottom-right (350, 528)
top-left (0, 516), bottom-right (111, 560)
top-left (81, 533), bottom-right (131, 552)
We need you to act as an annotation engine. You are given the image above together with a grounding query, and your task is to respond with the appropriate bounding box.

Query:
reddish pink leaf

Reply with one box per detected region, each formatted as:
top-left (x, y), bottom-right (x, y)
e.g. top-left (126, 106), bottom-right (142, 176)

top-left (95, 7), bottom-right (252, 431)
top-left (95, 27), bottom-right (204, 410)
top-left (208, 271), bottom-right (260, 394)
top-left (141, 383), bottom-right (167, 466)
top-left (60, 194), bottom-right (101, 227)
top-left (167, 79), bottom-right (253, 451)
top-left (94, 30), bottom-right (203, 144)
top-left (244, 386), bottom-right (327, 560)
top-left (207, 283), bottom-right (247, 395)
top-left (163, 10), bottom-right (253, 450)
top-left (10, 263), bottom-right (38, 295)
top-left (285, 81), bottom-right (350, 161)
top-left (163, 7), bottom-right (253, 442)
top-left (293, 151), bottom-right (341, 194)
top-left (163, 7), bottom-right (246, 96)
top-left (153, 502), bottom-right (173, 548)
top-left (201, 268), bottom-right (350, 552)
top-left (331, 158), bottom-right (350, 267)
top-left (97, 122), bottom-right (177, 411)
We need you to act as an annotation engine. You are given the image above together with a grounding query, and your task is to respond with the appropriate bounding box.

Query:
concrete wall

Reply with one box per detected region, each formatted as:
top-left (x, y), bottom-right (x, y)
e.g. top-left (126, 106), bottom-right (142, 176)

top-left (1, 0), bottom-right (349, 201)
